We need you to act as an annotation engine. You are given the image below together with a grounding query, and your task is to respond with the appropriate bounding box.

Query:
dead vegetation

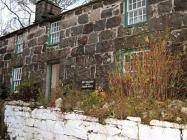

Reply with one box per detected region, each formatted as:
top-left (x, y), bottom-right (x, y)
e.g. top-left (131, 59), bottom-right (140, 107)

top-left (60, 33), bottom-right (187, 123)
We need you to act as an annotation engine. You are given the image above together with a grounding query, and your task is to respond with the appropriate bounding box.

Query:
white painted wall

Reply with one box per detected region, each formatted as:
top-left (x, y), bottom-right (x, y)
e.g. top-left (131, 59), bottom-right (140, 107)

top-left (3, 101), bottom-right (187, 140)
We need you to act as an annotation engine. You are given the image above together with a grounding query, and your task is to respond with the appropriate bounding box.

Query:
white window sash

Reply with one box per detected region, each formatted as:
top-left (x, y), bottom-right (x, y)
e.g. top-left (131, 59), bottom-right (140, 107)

top-left (127, 0), bottom-right (147, 25)
top-left (13, 67), bottom-right (22, 91)
top-left (123, 50), bottom-right (149, 73)
top-left (50, 22), bottom-right (60, 44)
top-left (16, 34), bottom-right (23, 53)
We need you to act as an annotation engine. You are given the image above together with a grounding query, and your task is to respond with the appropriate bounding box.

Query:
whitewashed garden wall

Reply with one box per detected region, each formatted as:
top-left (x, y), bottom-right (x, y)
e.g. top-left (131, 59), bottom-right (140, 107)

top-left (4, 101), bottom-right (187, 140)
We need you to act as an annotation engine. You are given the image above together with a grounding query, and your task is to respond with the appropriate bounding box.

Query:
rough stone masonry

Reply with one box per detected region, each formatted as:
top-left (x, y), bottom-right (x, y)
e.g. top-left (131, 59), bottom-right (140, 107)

top-left (0, 0), bottom-right (186, 93)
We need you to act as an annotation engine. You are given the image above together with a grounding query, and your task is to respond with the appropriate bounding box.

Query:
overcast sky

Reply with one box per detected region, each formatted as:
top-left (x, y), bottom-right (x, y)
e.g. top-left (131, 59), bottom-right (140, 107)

top-left (0, 0), bottom-right (87, 36)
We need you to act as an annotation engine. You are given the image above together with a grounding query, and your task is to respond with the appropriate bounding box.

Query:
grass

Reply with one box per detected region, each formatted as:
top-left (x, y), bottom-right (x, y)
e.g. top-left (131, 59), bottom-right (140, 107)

top-left (60, 89), bottom-right (187, 124)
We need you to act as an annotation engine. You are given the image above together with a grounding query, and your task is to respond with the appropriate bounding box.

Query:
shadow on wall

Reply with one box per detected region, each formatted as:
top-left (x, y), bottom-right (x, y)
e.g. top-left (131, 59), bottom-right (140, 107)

top-left (0, 83), bottom-right (9, 139)
top-left (0, 83), bottom-right (8, 100)
top-left (0, 100), bottom-right (10, 140)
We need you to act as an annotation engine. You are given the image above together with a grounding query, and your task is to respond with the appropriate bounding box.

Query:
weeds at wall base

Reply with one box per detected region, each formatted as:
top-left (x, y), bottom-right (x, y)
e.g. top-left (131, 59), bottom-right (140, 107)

top-left (60, 89), bottom-right (187, 124)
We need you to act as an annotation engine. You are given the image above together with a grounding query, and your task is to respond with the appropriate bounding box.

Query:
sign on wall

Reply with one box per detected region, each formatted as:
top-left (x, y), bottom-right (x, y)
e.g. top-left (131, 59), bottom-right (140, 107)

top-left (81, 80), bottom-right (95, 90)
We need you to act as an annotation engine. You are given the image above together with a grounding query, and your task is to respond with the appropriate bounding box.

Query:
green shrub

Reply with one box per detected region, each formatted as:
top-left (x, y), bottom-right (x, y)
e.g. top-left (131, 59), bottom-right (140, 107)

top-left (10, 80), bottom-right (40, 102)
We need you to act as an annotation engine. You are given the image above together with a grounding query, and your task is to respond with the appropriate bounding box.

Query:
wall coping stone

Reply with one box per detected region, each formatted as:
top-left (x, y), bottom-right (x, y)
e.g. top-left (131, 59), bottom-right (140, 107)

top-left (150, 120), bottom-right (185, 129)
top-left (4, 101), bottom-right (187, 129)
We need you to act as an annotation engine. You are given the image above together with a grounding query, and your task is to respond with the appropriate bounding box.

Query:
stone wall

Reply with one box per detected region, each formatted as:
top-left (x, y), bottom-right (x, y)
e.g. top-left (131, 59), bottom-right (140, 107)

top-left (3, 101), bottom-right (187, 140)
top-left (0, 0), bottom-right (187, 92)
top-left (0, 100), bottom-right (5, 138)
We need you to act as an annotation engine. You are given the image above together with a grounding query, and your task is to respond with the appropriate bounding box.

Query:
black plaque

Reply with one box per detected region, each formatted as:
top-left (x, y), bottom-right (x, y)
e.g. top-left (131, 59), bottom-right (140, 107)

top-left (81, 80), bottom-right (95, 90)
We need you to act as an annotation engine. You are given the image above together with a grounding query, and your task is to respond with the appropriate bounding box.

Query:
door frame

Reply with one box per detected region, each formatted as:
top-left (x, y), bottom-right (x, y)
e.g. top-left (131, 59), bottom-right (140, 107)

top-left (46, 60), bottom-right (60, 101)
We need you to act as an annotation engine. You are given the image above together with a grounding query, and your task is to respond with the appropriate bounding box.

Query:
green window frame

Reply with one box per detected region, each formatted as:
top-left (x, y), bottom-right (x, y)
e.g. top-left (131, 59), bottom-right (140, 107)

top-left (47, 64), bottom-right (52, 100)
top-left (48, 21), bottom-right (60, 46)
top-left (16, 34), bottom-right (23, 54)
top-left (115, 48), bottom-right (148, 73)
top-left (12, 67), bottom-right (22, 92)
top-left (123, 49), bottom-right (145, 73)
top-left (124, 0), bottom-right (148, 27)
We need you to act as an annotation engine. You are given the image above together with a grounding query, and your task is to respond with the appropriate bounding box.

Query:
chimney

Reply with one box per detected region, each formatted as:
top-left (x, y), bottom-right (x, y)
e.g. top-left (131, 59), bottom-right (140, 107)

top-left (35, 0), bottom-right (61, 23)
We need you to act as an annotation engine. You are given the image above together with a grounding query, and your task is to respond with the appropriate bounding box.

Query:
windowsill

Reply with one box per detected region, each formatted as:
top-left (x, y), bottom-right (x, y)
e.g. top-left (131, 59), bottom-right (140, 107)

top-left (47, 42), bottom-right (60, 47)
top-left (125, 20), bottom-right (147, 28)
top-left (13, 90), bottom-right (19, 94)
top-left (16, 52), bottom-right (23, 55)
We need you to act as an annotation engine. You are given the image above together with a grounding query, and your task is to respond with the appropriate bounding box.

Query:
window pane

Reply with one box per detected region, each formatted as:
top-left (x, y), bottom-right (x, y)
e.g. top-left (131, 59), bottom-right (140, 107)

top-left (16, 34), bottom-right (23, 53)
top-left (143, 15), bottom-right (146, 21)
top-left (134, 17), bottom-right (138, 23)
top-left (127, 0), bottom-right (147, 26)
top-left (134, 11), bottom-right (137, 16)
top-left (129, 18), bottom-right (133, 24)
top-left (50, 21), bottom-right (60, 44)
top-left (13, 67), bottom-right (22, 91)
top-left (133, 3), bottom-right (136, 9)
top-left (139, 9), bottom-right (143, 15)
top-left (129, 4), bottom-right (132, 10)
top-left (143, 8), bottom-right (146, 14)
top-left (138, 1), bottom-right (141, 7)
top-left (123, 50), bottom-right (148, 72)
top-left (129, 12), bottom-right (133, 18)
top-left (138, 15), bottom-right (143, 22)
top-left (142, 0), bottom-right (146, 6)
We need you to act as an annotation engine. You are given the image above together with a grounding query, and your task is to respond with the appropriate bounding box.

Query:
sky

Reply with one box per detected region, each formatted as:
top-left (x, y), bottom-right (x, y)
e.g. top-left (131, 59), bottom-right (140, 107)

top-left (0, 0), bottom-right (35, 35)
top-left (0, 0), bottom-right (87, 36)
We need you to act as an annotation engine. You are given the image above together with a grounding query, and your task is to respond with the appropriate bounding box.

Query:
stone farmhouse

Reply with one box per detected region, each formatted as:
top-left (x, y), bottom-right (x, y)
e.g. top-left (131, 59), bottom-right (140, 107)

top-left (0, 0), bottom-right (186, 100)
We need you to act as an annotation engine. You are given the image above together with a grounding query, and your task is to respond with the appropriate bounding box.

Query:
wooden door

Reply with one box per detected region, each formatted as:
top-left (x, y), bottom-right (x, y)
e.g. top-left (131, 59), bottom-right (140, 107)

top-left (47, 63), bottom-right (60, 103)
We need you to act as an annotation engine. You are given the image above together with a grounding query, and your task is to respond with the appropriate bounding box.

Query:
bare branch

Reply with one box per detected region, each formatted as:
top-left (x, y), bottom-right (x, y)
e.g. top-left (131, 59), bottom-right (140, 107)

top-left (0, 0), bottom-right (93, 36)
top-left (0, 0), bottom-right (24, 27)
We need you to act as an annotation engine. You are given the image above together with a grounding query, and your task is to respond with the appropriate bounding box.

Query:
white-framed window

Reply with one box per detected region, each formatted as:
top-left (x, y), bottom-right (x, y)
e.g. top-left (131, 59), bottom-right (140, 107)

top-left (16, 34), bottom-right (23, 54)
top-left (123, 50), bottom-right (148, 73)
top-left (49, 21), bottom-right (60, 45)
top-left (126, 0), bottom-right (147, 26)
top-left (12, 67), bottom-right (22, 91)
top-left (63, 67), bottom-right (68, 80)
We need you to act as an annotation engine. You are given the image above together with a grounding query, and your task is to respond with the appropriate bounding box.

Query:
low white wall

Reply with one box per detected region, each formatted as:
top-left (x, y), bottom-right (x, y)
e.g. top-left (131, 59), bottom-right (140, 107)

top-left (4, 101), bottom-right (187, 140)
